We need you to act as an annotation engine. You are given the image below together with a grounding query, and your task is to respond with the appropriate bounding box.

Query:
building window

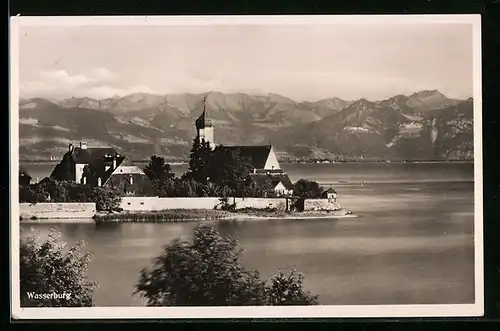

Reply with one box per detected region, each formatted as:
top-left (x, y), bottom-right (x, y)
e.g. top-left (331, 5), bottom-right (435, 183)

top-left (127, 202), bottom-right (131, 205)
top-left (140, 202), bottom-right (144, 205)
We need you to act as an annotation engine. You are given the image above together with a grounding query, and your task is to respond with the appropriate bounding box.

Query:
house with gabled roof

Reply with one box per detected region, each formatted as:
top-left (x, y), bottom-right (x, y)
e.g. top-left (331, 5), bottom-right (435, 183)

top-left (50, 142), bottom-right (123, 184)
top-left (50, 141), bottom-right (153, 196)
top-left (321, 187), bottom-right (338, 201)
top-left (96, 158), bottom-right (154, 196)
top-left (249, 172), bottom-right (294, 197)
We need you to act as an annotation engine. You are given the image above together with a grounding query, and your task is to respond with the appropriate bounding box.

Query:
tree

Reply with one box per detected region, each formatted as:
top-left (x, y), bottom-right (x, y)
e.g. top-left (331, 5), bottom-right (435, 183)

top-left (265, 269), bottom-right (319, 305)
top-left (184, 137), bottom-right (213, 184)
top-left (209, 147), bottom-right (253, 194)
top-left (19, 183), bottom-right (49, 204)
top-left (64, 181), bottom-right (93, 203)
top-left (90, 186), bottom-right (122, 211)
top-left (135, 223), bottom-right (319, 306)
top-left (37, 177), bottom-right (68, 202)
top-left (135, 223), bottom-right (266, 306)
top-left (244, 177), bottom-right (276, 198)
top-left (144, 155), bottom-right (175, 185)
top-left (293, 179), bottom-right (323, 199)
top-left (20, 228), bottom-right (98, 307)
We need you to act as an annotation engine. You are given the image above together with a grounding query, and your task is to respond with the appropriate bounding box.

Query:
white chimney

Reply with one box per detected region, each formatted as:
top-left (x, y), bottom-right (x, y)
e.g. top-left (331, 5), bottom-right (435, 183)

top-left (97, 177), bottom-right (102, 186)
top-left (80, 142), bottom-right (88, 150)
top-left (68, 143), bottom-right (74, 152)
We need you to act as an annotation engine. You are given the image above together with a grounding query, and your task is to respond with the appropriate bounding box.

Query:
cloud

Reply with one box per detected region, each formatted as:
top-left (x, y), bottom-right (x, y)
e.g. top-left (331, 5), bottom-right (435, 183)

top-left (158, 70), bottom-right (434, 101)
top-left (21, 68), bottom-right (152, 99)
top-left (20, 67), bottom-right (464, 102)
top-left (85, 84), bottom-right (156, 99)
top-left (88, 67), bottom-right (119, 81)
top-left (40, 69), bottom-right (92, 86)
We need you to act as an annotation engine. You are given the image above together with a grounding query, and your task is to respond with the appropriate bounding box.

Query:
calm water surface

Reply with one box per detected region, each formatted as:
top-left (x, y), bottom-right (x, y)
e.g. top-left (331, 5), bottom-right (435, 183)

top-left (20, 163), bottom-right (475, 306)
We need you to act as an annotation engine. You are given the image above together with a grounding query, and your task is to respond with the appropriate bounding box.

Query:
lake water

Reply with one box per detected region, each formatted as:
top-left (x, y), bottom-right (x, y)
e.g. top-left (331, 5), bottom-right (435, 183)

top-left (19, 162), bottom-right (475, 306)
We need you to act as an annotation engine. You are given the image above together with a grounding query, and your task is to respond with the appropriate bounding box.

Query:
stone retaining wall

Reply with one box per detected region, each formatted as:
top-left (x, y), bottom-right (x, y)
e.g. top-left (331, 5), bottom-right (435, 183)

top-left (303, 199), bottom-right (341, 211)
top-left (120, 197), bottom-right (291, 211)
top-left (120, 197), bottom-right (221, 211)
top-left (19, 203), bottom-right (96, 219)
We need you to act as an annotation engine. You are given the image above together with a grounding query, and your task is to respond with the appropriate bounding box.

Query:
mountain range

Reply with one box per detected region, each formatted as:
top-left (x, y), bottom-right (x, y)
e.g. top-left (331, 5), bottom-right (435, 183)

top-left (18, 90), bottom-right (474, 161)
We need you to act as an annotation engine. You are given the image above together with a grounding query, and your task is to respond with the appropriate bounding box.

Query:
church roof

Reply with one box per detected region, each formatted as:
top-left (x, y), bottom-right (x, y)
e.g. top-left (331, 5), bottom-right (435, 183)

top-left (216, 145), bottom-right (272, 169)
top-left (195, 97), bottom-right (214, 128)
top-left (195, 110), bottom-right (213, 129)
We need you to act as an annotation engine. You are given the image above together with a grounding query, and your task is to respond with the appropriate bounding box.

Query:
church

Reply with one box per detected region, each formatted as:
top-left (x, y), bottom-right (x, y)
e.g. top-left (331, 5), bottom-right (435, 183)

top-left (195, 97), bottom-right (294, 196)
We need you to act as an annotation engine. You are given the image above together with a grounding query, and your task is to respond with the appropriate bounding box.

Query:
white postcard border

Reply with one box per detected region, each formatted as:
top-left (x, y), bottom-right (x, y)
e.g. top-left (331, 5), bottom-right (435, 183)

top-left (9, 14), bottom-right (484, 320)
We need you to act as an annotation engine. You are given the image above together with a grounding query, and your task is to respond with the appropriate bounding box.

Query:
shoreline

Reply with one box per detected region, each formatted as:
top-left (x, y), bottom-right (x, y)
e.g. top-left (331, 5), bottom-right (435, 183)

top-left (91, 209), bottom-right (357, 223)
top-left (19, 206), bottom-right (357, 223)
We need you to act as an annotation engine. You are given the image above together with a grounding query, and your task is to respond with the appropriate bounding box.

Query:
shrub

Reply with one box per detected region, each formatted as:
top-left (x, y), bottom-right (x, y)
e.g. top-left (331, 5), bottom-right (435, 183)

top-left (293, 179), bottom-right (323, 199)
top-left (19, 178), bottom-right (122, 212)
top-left (135, 223), bottom-right (266, 306)
top-left (90, 186), bottom-right (122, 212)
top-left (20, 228), bottom-right (98, 307)
top-left (265, 269), bottom-right (319, 305)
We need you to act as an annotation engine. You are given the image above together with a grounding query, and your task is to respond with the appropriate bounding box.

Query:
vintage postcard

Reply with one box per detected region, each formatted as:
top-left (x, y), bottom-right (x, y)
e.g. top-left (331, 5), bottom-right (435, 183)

top-left (10, 15), bottom-right (483, 319)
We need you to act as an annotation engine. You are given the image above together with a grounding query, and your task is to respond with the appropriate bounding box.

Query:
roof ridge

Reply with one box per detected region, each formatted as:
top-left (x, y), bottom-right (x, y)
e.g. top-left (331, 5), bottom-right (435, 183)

top-left (221, 144), bottom-right (272, 148)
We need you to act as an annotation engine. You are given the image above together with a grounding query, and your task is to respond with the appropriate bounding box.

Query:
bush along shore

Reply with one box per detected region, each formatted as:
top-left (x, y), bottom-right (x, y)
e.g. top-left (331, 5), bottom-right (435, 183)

top-left (93, 207), bottom-right (356, 223)
top-left (93, 209), bottom-right (233, 223)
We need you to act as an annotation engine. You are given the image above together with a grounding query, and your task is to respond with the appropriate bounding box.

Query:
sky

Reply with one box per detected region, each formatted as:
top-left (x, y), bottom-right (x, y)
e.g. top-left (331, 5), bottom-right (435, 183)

top-left (18, 22), bottom-right (474, 101)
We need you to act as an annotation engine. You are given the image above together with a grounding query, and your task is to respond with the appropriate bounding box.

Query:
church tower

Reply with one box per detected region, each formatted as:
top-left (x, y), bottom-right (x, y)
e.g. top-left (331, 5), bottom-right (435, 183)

top-left (195, 96), bottom-right (215, 150)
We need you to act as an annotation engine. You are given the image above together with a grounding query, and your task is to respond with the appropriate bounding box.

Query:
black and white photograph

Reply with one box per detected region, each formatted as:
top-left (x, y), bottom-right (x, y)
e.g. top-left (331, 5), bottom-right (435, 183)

top-left (10, 15), bottom-right (483, 319)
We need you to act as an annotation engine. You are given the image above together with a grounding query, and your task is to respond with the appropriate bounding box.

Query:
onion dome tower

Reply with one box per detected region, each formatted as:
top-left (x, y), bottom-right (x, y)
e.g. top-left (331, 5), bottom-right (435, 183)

top-left (195, 96), bottom-right (215, 149)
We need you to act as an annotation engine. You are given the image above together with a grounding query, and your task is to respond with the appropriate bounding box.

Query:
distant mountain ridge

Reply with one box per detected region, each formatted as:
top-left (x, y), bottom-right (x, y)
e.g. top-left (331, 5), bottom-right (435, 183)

top-left (18, 90), bottom-right (473, 161)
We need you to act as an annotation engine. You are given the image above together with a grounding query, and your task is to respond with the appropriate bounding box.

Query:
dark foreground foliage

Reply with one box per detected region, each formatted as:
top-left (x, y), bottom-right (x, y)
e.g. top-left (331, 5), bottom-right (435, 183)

top-left (20, 229), bottom-right (98, 307)
top-left (135, 223), bottom-right (319, 306)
